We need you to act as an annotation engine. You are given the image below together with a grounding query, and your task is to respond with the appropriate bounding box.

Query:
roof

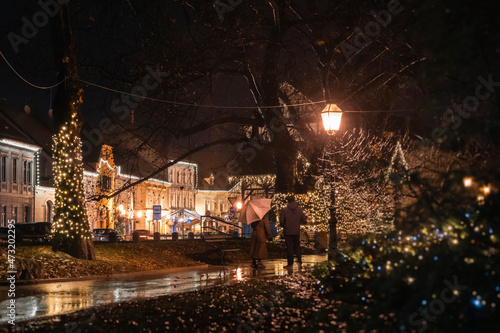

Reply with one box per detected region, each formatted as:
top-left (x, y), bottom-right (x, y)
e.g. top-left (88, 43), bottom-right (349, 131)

top-left (0, 107), bottom-right (39, 147)
top-left (0, 106), bottom-right (53, 155)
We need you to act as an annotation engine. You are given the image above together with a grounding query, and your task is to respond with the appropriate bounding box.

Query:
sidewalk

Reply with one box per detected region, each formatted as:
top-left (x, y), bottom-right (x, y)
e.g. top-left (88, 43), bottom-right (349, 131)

top-left (0, 254), bottom-right (327, 324)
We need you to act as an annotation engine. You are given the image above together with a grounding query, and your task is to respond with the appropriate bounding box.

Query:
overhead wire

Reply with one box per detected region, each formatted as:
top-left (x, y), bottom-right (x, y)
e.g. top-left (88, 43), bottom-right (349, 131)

top-left (0, 50), bottom-right (65, 90)
top-left (1, 49), bottom-right (416, 113)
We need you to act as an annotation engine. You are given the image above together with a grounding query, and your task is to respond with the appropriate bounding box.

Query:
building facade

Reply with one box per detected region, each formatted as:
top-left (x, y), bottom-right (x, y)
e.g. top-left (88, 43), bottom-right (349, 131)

top-left (0, 138), bottom-right (39, 226)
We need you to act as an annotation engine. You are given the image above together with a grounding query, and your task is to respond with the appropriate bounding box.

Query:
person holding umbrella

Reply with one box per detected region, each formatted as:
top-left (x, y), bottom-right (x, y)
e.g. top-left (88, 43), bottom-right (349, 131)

top-left (249, 213), bottom-right (272, 268)
top-left (238, 198), bottom-right (273, 268)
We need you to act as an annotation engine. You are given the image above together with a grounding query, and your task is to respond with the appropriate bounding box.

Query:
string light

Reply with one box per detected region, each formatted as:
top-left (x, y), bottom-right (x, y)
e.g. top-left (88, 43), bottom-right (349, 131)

top-left (51, 89), bottom-right (92, 244)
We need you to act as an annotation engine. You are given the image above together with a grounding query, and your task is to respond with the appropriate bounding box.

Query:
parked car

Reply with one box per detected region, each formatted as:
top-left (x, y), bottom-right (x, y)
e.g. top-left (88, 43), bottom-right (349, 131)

top-left (132, 229), bottom-right (151, 240)
top-left (92, 228), bottom-right (123, 241)
top-left (0, 222), bottom-right (51, 243)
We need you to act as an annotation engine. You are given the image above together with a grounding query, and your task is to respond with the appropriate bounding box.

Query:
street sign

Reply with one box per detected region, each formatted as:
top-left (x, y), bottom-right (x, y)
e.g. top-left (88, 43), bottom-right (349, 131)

top-left (229, 206), bottom-right (236, 214)
top-left (153, 205), bottom-right (161, 220)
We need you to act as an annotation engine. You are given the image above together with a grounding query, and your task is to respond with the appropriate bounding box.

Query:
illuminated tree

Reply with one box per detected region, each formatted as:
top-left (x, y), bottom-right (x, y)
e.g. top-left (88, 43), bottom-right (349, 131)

top-left (51, 4), bottom-right (95, 259)
top-left (319, 130), bottom-right (411, 238)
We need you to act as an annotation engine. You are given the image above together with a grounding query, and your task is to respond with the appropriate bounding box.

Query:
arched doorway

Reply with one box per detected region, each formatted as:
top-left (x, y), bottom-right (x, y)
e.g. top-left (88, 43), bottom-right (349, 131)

top-left (46, 200), bottom-right (53, 223)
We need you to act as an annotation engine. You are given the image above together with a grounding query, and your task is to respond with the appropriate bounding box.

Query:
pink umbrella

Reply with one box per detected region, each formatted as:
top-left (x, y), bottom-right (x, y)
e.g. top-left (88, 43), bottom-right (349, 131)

top-left (238, 198), bottom-right (272, 225)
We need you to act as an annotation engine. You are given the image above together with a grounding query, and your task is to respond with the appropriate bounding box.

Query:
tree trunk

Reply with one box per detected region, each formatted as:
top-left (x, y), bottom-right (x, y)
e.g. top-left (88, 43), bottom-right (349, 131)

top-left (51, 3), bottom-right (95, 260)
top-left (257, 3), bottom-right (297, 193)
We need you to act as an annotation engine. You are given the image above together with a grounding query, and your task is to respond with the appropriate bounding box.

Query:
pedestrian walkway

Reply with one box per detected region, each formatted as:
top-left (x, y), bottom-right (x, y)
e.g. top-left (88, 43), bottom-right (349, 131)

top-left (0, 254), bottom-right (327, 324)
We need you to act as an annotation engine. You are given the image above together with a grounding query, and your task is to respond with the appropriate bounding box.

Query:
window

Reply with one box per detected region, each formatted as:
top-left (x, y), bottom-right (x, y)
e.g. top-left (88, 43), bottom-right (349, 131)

top-left (24, 206), bottom-right (30, 222)
top-left (46, 201), bottom-right (53, 223)
top-left (1, 206), bottom-right (6, 227)
top-left (13, 207), bottom-right (17, 222)
top-left (100, 175), bottom-right (111, 189)
top-left (1, 156), bottom-right (6, 181)
top-left (28, 161), bottom-right (32, 184)
top-left (12, 158), bottom-right (18, 183)
top-left (24, 161), bottom-right (32, 185)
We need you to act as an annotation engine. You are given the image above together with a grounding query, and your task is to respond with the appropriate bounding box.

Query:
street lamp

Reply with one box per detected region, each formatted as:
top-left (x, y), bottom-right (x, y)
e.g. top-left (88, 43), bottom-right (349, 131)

top-left (321, 104), bottom-right (343, 260)
top-left (463, 177), bottom-right (473, 187)
top-left (321, 104), bottom-right (343, 134)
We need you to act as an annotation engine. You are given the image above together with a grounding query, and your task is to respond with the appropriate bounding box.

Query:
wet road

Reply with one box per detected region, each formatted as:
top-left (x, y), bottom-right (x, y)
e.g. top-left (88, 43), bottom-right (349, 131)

top-left (0, 254), bottom-right (327, 324)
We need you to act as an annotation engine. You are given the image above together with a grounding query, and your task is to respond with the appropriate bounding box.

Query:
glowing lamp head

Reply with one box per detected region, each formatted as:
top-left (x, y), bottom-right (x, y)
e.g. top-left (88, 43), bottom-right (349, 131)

top-left (321, 104), bottom-right (343, 135)
top-left (236, 202), bottom-right (242, 210)
top-left (118, 204), bottom-right (124, 211)
top-left (136, 211), bottom-right (143, 218)
top-left (463, 177), bottom-right (473, 187)
top-left (482, 186), bottom-right (491, 195)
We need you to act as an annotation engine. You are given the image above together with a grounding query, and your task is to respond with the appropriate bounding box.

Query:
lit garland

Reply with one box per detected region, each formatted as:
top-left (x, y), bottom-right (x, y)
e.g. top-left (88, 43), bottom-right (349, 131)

top-left (52, 101), bottom-right (92, 244)
top-left (229, 174), bottom-right (276, 186)
top-left (335, 182), bottom-right (394, 236)
top-left (385, 140), bottom-right (409, 185)
top-left (318, 131), bottom-right (411, 238)
top-left (296, 151), bottom-right (311, 184)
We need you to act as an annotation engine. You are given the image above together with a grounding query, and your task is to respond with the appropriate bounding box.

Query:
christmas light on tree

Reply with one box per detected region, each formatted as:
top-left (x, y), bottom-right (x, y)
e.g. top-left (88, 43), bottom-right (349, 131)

top-left (52, 97), bottom-right (92, 250)
top-left (319, 130), bottom-right (410, 238)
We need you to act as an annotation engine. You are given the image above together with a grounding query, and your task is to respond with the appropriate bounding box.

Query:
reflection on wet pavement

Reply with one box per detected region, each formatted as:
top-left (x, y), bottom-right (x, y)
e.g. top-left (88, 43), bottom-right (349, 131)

top-left (0, 254), bottom-right (327, 323)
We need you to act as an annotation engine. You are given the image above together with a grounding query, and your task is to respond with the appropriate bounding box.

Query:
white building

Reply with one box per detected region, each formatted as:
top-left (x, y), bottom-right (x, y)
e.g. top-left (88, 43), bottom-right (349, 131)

top-left (0, 138), bottom-right (39, 225)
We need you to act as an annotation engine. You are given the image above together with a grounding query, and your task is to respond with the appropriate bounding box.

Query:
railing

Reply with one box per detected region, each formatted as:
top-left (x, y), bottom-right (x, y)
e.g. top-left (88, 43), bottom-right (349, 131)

top-left (201, 215), bottom-right (242, 238)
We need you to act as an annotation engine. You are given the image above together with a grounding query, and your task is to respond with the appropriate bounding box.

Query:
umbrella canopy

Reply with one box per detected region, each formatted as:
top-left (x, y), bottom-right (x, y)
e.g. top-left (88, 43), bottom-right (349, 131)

top-left (239, 198), bottom-right (272, 225)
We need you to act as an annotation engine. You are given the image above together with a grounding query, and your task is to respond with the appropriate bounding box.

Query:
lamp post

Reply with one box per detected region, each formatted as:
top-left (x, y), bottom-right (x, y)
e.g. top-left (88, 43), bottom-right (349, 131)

top-left (321, 104), bottom-right (343, 260)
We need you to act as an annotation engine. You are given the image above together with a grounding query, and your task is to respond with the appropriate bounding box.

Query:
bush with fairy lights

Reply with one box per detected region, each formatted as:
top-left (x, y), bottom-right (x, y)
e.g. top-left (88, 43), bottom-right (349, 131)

top-left (311, 167), bottom-right (500, 332)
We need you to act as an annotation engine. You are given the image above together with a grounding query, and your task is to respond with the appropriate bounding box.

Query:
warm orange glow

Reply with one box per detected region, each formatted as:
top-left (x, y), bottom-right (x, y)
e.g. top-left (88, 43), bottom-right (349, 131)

top-left (236, 267), bottom-right (244, 281)
top-left (118, 204), bottom-right (124, 211)
top-left (236, 202), bottom-right (242, 210)
top-left (136, 211), bottom-right (143, 218)
top-left (482, 185), bottom-right (491, 195)
top-left (321, 104), bottom-right (343, 134)
top-left (463, 177), bottom-right (473, 187)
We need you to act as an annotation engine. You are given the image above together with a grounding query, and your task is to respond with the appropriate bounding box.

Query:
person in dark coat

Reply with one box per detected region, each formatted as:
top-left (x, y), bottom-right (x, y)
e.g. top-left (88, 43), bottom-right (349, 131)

top-left (249, 213), bottom-right (272, 268)
top-left (280, 195), bottom-right (307, 268)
